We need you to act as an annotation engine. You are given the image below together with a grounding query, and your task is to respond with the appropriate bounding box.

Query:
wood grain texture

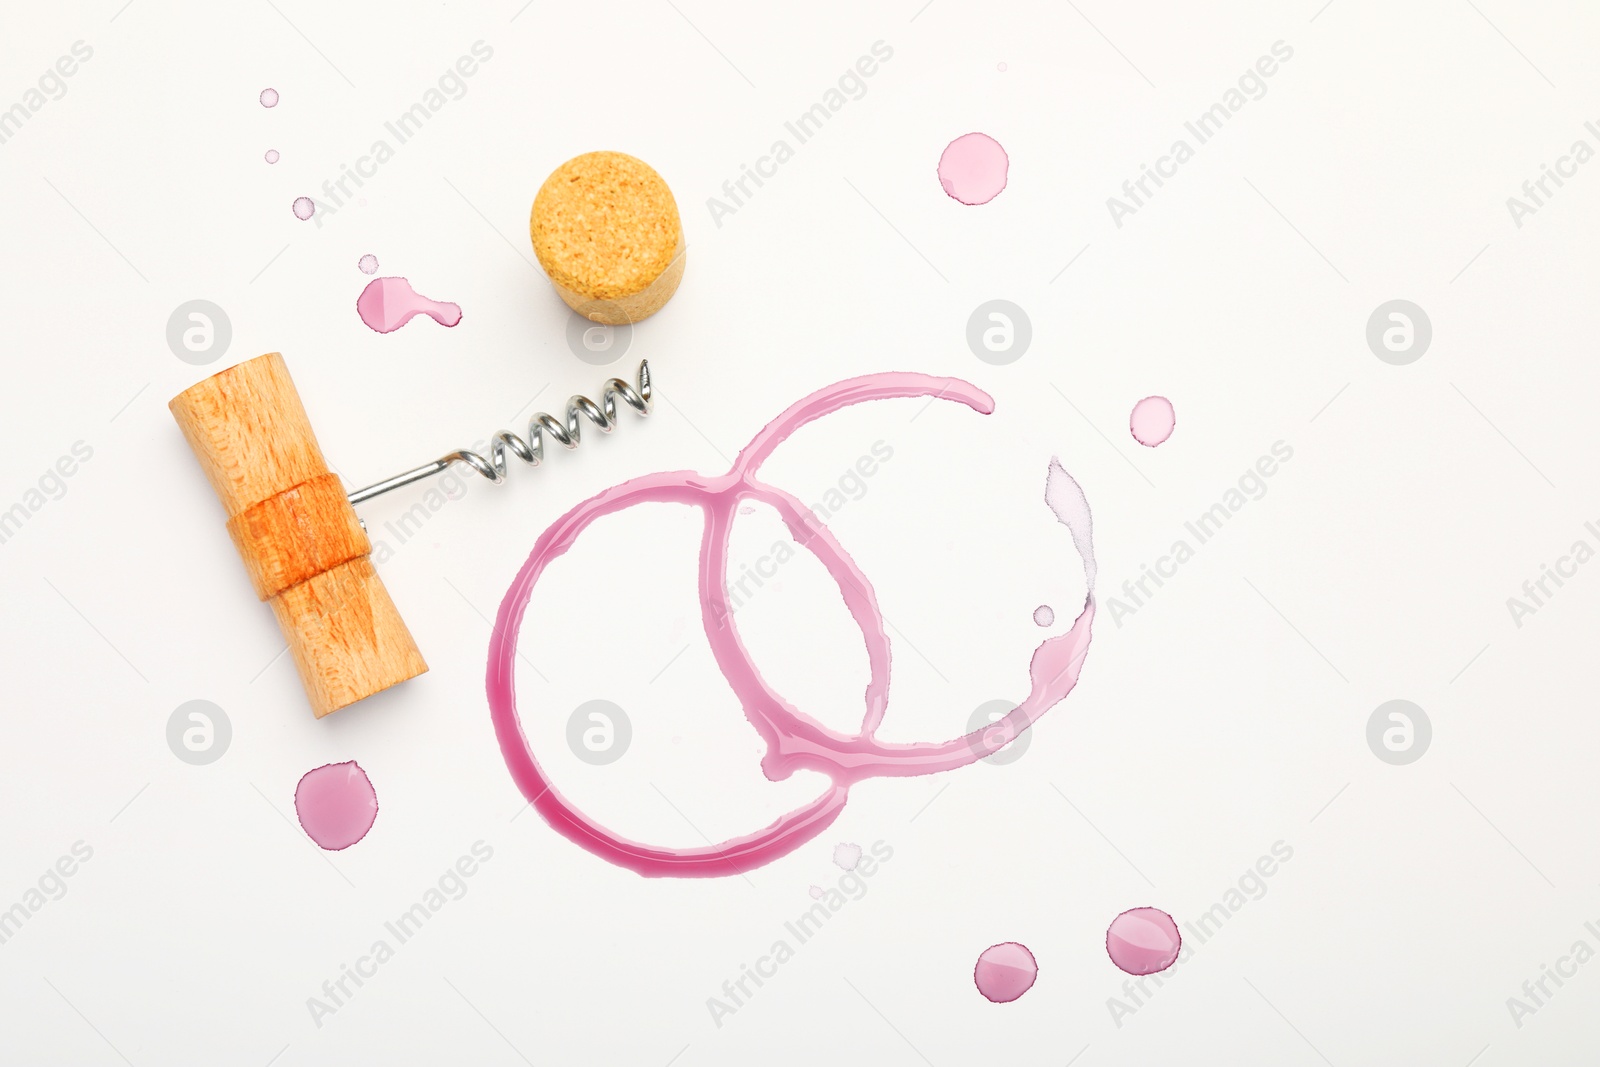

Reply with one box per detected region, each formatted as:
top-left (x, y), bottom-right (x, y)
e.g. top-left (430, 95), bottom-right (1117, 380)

top-left (226, 473), bottom-right (368, 600)
top-left (168, 352), bottom-right (327, 515)
top-left (170, 353), bottom-right (427, 717)
top-left (268, 557), bottom-right (427, 718)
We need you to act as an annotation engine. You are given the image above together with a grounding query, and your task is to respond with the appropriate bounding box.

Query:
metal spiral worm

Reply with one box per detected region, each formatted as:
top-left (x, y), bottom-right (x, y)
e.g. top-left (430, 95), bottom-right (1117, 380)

top-left (346, 361), bottom-right (652, 506)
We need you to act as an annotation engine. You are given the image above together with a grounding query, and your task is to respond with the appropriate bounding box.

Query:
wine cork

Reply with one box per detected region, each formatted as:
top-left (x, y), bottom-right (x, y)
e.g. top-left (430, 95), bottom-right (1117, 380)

top-left (169, 353), bottom-right (427, 717)
top-left (530, 151), bottom-right (685, 326)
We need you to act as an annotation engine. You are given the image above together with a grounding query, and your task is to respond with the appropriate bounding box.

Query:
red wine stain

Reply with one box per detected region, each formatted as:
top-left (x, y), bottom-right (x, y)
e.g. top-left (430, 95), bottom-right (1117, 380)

top-left (356, 276), bottom-right (462, 334)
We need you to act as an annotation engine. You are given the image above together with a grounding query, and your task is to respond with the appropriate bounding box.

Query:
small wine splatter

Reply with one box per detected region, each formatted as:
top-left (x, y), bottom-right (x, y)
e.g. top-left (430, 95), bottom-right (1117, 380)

top-left (1130, 396), bottom-right (1175, 447)
top-left (832, 842), bottom-right (862, 871)
top-left (264, 149), bottom-right (279, 164)
top-left (357, 276), bottom-right (462, 334)
top-left (294, 761), bottom-right (378, 851)
top-left (974, 942), bottom-right (1037, 1003)
top-left (1106, 907), bottom-right (1181, 975)
top-left (1033, 604), bottom-right (1054, 627)
top-left (809, 885), bottom-right (824, 899)
top-left (997, 61), bottom-right (1008, 72)
top-left (939, 132), bottom-right (1009, 205)
top-left (358, 253), bottom-right (379, 275)
top-left (292, 196), bottom-right (315, 220)
top-left (260, 87), bottom-right (279, 108)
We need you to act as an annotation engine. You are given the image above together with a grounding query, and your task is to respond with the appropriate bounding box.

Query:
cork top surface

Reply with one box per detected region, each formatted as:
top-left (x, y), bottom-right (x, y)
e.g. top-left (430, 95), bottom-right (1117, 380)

top-left (530, 151), bottom-right (682, 302)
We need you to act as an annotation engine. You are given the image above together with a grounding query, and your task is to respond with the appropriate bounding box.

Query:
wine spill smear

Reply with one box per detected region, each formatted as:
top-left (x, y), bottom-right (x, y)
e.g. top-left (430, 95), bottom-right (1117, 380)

top-left (358, 254), bottom-right (379, 275)
top-left (294, 761), bottom-right (378, 851)
top-left (974, 942), bottom-right (1037, 1003)
top-left (260, 87), bottom-right (279, 108)
top-left (832, 842), bottom-right (862, 871)
top-left (1129, 396), bottom-right (1175, 447)
top-left (356, 276), bottom-right (462, 334)
top-left (938, 132), bottom-right (1009, 205)
top-left (1106, 907), bottom-right (1181, 975)
top-left (1033, 604), bottom-right (1054, 627)
top-left (265, 149), bottom-right (280, 164)
top-left (487, 372), bottom-right (1098, 877)
top-left (292, 196), bottom-right (314, 221)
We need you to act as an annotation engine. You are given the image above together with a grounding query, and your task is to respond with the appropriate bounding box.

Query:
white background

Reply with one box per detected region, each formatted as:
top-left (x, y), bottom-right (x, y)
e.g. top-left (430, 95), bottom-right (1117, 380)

top-left (2, 0), bottom-right (1597, 1063)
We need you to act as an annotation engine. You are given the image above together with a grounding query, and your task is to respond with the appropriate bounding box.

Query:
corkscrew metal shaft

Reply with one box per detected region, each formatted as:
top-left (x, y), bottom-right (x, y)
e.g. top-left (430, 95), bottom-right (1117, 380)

top-left (346, 361), bottom-right (652, 506)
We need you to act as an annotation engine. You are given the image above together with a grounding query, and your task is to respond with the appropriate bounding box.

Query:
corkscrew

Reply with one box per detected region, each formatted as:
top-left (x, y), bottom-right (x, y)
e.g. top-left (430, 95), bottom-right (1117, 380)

top-left (347, 361), bottom-right (651, 504)
top-left (168, 354), bottom-right (654, 718)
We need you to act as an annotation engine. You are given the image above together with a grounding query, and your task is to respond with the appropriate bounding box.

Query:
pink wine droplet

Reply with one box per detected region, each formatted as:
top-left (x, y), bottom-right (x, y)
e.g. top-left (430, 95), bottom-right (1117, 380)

top-left (832, 842), bottom-right (862, 870)
top-left (1033, 604), bottom-right (1055, 627)
top-left (997, 61), bottom-right (1008, 72)
top-left (1130, 396), bottom-right (1176, 447)
top-left (809, 885), bottom-right (824, 899)
top-left (1106, 907), bottom-right (1182, 975)
top-left (260, 87), bottom-right (279, 108)
top-left (358, 253), bottom-right (379, 275)
top-left (294, 761), bottom-right (378, 851)
top-left (939, 132), bottom-right (1009, 205)
top-left (356, 276), bottom-right (462, 334)
top-left (292, 196), bottom-right (315, 220)
top-left (264, 149), bottom-right (280, 164)
top-left (974, 942), bottom-right (1037, 1003)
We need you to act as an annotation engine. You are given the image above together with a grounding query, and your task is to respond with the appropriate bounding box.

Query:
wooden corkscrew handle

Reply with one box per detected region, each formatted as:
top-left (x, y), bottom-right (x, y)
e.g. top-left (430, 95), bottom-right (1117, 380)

top-left (169, 353), bottom-right (427, 717)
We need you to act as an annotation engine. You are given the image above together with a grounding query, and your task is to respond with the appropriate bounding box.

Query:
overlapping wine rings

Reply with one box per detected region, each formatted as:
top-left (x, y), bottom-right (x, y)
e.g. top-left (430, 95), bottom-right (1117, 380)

top-left (487, 371), bottom-right (1098, 877)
